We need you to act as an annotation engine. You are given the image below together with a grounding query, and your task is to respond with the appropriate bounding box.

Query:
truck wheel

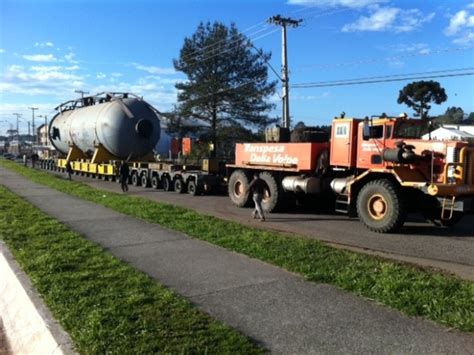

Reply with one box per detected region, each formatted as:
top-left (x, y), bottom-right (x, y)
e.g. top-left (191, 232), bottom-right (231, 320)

top-left (162, 176), bottom-right (173, 191)
top-left (259, 171), bottom-right (283, 213)
top-left (174, 178), bottom-right (186, 193)
top-left (141, 174), bottom-right (150, 188)
top-left (131, 173), bottom-right (141, 186)
top-left (151, 175), bottom-right (161, 189)
top-left (228, 170), bottom-right (251, 207)
top-left (357, 179), bottom-right (406, 233)
top-left (187, 180), bottom-right (199, 196)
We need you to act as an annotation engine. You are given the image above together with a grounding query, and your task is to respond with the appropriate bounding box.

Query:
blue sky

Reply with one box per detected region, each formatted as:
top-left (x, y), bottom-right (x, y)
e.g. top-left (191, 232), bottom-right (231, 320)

top-left (1, 0), bottom-right (473, 135)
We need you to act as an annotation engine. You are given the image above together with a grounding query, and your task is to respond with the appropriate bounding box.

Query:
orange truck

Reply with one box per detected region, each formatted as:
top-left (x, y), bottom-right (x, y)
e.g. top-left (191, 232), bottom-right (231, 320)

top-left (227, 115), bottom-right (474, 233)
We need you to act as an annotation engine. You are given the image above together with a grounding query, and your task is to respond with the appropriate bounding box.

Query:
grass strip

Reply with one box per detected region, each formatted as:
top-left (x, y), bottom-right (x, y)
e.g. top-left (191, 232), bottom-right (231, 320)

top-left (0, 185), bottom-right (263, 354)
top-left (1, 159), bottom-right (473, 332)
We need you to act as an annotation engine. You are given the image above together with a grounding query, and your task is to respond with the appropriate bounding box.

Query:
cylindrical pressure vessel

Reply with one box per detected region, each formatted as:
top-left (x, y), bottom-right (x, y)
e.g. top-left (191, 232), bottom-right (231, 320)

top-left (49, 96), bottom-right (161, 159)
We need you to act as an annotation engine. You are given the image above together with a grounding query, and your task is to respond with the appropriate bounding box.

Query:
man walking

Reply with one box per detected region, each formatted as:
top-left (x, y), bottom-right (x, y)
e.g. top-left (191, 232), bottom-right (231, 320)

top-left (119, 161), bottom-right (130, 192)
top-left (248, 172), bottom-right (266, 222)
top-left (66, 161), bottom-right (73, 180)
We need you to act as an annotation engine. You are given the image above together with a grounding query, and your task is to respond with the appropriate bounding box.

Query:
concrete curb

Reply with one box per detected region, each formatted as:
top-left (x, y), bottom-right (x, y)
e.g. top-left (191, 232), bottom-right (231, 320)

top-left (0, 241), bottom-right (75, 355)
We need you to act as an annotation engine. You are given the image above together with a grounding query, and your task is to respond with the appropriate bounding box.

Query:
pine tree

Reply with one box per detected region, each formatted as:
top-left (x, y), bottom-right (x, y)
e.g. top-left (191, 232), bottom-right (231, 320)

top-left (173, 22), bottom-right (277, 157)
top-left (397, 80), bottom-right (447, 120)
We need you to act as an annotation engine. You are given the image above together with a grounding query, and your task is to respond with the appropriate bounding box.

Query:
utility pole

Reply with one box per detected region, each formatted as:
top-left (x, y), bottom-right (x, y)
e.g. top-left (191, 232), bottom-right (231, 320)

top-left (28, 107), bottom-right (38, 143)
top-left (268, 15), bottom-right (301, 129)
top-left (13, 113), bottom-right (22, 140)
top-left (28, 122), bottom-right (31, 136)
top-left (75, 89), bottom-right (89, 98)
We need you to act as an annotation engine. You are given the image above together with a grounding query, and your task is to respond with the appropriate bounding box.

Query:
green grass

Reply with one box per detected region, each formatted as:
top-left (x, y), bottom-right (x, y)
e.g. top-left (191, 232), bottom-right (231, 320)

top-left (1, 159), bottom-right (474, 332)
top-left (0, 185), bottom-right (263, 354)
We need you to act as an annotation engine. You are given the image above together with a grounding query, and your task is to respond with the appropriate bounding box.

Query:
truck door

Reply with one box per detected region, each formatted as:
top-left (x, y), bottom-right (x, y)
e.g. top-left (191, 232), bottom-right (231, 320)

top-left (330, 119), bottom-right (359, 168)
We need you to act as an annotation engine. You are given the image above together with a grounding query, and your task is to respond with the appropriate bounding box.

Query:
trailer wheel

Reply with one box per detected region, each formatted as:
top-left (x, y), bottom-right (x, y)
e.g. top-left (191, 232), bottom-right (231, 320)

top-left (357, 179), bottom-right (406, 233)
top-left (151, 175), bottom-right (161, 189)
top-left (162, 176), bottom-right (173, 191)
top-left (259, 171), bottom-right (284, 213)
top-left (131, 173), bottom-right (141, 186)
top-left (187, 180), bottom-right (199, 196)
top-left (141, 174), bottom-right (150, 188)
top-left (174, 178), bottom-right (186, 193)
top-left (228, 170), bottom-right (251, 207)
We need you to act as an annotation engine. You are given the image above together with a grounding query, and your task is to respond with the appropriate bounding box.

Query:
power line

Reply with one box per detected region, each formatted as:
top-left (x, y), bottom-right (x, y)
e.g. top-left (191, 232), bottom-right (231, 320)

top-left (293, 67), bottom-right (474, 87)
top-left (295, 46), bottom-right (474, 72)
top-left (292, 71), bottom-right (474, 89)
top-left (177, 4), bottom-right (329, 63)
top-left (179, 7), bottom-right (346, 66)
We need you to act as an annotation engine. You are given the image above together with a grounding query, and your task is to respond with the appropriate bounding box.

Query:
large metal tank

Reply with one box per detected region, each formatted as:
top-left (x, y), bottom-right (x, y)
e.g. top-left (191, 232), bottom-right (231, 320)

top-left (49, 93), bottom-right (161, 159)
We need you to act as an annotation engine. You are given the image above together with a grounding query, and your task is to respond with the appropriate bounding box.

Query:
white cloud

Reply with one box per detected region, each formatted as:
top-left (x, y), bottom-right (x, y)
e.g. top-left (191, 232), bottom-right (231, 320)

top-left (287, 0), bottom-right (386, 8)
top-left (342, 6), bottom-right (434, 32)
top-left (453, 32), bottom-right (474, 44)
top-left (343, 6), bottom-right (399, 31)
top-left (64, 52), bottom-right (78, 63)
top-left (292, 92), bottom-right (330, 100)
top-left (22, 54), bottom-right (57, 62)
top-left (65, 65), bottom-right (80, 71)
top-left (35, 41), bottom-right (54, 48)
top-left (96, 72), bottom-right (106, 79)
top-left (445, 5), bottom-right (474, 44)
top-left (1, 64), bottom-right (85, 96)
top-left (0, 49), bottom-right (5, 54)
top-left (131, 63), bottom-right (176, 75)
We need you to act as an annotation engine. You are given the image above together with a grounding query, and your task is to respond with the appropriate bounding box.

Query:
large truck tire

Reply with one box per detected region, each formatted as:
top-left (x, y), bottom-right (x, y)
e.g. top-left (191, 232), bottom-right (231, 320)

top-left (141, 174), bottom-right (151, 188)
top-left (131, 173), bottom-right (141, 186)
top-left (151, 175), bottom-right (161, 189)
top-left (259, 171), bottom-right (284, 213)
top-left (356, 179), bottom-right (406, 233)
top-left (162, 175), bottom-right (173, 192)
top-left (228, 170), bottom-right (252, 207)
top-left (174, 178), bottom-right (186, 193)
top-left (187, 180), bottom-right (200, 196)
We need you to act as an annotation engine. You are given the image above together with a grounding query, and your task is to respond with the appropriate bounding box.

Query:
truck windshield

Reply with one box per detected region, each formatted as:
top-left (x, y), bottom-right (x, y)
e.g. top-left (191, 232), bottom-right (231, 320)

top-left (393, 121), bottom-right (428, 138)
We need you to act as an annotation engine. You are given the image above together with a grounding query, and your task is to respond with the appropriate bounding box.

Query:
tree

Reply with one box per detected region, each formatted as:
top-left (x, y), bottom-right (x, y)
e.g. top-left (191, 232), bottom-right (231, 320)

top-left (173, 22), bottom-right (277, 157)
top-left (466, 112), bottom-right (474, 124)
top-left (432, 107), bottom-right (464, 126)
top-left (397, 80), bottom-right (447, 120)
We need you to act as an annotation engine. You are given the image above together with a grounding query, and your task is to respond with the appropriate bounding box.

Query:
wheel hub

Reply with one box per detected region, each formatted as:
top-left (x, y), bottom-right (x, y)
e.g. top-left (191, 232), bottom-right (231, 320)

top-left (234, 181), bottom-right (243, 196)
top-left (367, 194), bottom-right (387, 220)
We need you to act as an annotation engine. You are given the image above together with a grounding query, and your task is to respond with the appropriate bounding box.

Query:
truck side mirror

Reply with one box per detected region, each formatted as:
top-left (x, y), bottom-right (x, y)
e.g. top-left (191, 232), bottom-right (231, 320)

top-left (363, 120), bottom-right (371, 140)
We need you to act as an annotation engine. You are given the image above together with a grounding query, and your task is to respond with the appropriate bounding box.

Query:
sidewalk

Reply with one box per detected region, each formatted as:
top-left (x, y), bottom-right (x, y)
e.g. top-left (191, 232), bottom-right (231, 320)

top-left (1, 167), bottom-right (473, 354)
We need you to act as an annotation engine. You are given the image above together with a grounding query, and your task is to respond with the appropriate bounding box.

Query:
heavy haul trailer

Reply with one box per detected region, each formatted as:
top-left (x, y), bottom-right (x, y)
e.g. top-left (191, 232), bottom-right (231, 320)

top-left (127, 159), bottom-right (225, 195)
top-left (227, 115), bottom-right (474, 233)
top-left (43, 92), bottom-right (224, 194)
top-left (47, 91), bottom-right (161, 177)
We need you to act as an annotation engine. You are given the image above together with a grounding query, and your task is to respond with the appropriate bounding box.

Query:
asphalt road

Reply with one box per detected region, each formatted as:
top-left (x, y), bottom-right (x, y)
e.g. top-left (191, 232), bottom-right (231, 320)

top-left (39, 168), bottom-right (474, 280)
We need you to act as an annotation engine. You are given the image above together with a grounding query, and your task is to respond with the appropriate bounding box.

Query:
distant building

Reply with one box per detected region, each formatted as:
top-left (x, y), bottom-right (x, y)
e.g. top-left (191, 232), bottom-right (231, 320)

top-left (442, 124), bottom-right (474, 136)
top-left (423, 127), bottom-right (474, 141)
top-left (37, 124), bottom-right (50, 146)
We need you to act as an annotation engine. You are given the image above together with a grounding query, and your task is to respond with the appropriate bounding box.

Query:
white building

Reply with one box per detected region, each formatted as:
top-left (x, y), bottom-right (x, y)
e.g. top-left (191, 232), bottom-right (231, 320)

top-left (422, 127), bottom-right (474, 141)
top-left (442, 124), bottom-right (474, 136)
